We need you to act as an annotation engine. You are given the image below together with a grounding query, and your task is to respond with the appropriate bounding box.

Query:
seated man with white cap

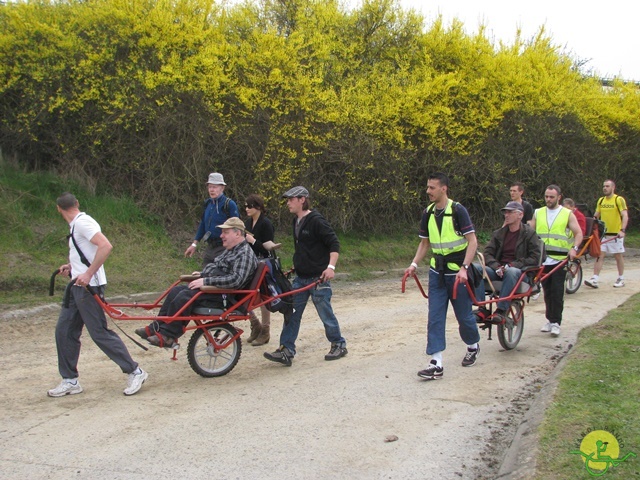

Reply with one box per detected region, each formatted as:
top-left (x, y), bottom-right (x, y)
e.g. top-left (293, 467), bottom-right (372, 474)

top-left (136, 217), bottom-right (257, 347)
top-left (474, 201), bottom-right (542, 321)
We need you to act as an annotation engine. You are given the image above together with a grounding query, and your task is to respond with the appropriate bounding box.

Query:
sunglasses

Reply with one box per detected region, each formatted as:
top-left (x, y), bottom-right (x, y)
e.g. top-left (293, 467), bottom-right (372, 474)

top-left (245, 204), bottom-right (256, 209)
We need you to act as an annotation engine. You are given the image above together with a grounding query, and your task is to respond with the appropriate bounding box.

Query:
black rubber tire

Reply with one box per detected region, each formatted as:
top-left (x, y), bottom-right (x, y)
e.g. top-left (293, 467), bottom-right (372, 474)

top-left (565, 260), bottom-right (583, 294)
top-left (497, 301), bottom-right (524, 350)
top-left (187, 323), bottom-right (242, 377)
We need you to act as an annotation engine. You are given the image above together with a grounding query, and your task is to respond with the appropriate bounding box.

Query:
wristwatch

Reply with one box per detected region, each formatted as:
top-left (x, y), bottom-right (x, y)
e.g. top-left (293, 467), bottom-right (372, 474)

top-left (572, 245), bottom-right (580, 252)
top-left (462, 264), bottom-right (469, 270)
top-left (620, 228), bottom-right (626, 233)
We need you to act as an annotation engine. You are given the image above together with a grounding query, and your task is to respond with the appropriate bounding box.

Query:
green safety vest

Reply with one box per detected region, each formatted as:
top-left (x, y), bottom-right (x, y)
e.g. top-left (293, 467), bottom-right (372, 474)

top-left (536, 207), bottom-right (572, 260)
top-left (429, 199), bottom-right (468, 271)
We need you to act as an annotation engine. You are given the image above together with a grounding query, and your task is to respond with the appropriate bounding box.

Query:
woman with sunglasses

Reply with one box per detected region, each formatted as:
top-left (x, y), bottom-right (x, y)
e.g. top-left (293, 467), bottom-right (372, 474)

top-left (244, 194), bottom-right (276, 346)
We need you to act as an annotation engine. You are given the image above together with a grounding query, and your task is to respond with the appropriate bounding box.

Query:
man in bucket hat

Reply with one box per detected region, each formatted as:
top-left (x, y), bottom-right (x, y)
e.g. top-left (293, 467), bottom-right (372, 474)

top-left (137, 217), bottom-right (257, 347)
top-left (185, 172), bottom-right (240, 267)
top-left (473, 201), bottom-right (542, 323)
top-left (264, 186), bottom-right (347, 366)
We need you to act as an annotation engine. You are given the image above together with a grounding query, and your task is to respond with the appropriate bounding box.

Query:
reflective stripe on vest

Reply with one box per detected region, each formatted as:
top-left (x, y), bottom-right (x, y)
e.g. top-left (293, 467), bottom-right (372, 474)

top-left (537, 207), bottom-right (571, 260)
top-left (429, 200), bottom-right (468, 271)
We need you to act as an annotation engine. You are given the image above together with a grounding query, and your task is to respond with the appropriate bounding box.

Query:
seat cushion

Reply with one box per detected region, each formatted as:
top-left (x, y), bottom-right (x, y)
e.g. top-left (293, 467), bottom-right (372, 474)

top-left (192, 306), bottom-right (225, 315)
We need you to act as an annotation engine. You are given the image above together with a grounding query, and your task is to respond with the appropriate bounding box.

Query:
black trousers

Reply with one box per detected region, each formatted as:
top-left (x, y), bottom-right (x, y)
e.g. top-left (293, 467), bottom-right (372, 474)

top-left (150, 285), bottom-right (225, 339)
top-left (541, 263), bottom-right (567, 325)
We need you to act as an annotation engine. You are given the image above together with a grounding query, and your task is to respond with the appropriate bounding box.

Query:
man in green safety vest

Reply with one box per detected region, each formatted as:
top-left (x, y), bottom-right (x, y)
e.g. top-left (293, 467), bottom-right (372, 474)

top-left (406, 173), bottom-right (481, 381)
top-left (530, 185), bottom-right (583, 337)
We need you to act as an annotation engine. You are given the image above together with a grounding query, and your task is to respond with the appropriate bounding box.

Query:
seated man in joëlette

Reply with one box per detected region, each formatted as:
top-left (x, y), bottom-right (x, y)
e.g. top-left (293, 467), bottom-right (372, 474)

top-left (136, 217), bottom-right (258, 347)
top-left (474, 201), bottom-right (542, 321)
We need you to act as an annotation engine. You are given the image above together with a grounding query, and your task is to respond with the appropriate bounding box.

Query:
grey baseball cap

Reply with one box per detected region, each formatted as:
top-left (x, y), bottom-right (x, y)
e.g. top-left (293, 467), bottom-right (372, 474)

top-left (206, 172), bottom-right (226, 185)
top-left (501, 201), bottom-right (524, 212)
top-left (282, 186), bottom-right (310, 198)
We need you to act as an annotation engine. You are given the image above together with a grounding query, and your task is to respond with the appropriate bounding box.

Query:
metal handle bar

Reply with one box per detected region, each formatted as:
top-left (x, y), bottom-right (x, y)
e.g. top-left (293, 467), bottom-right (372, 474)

top-left (401, 272), bottom-right (428, 299)
top-left (49, 268), bottom-right (71, 296)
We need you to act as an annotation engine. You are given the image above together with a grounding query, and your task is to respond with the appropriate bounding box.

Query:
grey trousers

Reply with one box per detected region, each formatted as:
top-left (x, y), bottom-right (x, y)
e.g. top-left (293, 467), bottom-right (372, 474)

top-left (55, 285), bottom-right (138, 379)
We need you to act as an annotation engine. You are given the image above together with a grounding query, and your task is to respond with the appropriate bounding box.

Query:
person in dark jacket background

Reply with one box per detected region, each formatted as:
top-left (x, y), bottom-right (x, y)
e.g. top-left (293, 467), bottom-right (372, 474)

top-left (264, 186), bottom-right (347, 366)
top-left (474, 201), bottom-right (542, 322)
top-left (244, 194), bottom-right (276, 346)
top-left (184, 172), bottom-right (240, 267)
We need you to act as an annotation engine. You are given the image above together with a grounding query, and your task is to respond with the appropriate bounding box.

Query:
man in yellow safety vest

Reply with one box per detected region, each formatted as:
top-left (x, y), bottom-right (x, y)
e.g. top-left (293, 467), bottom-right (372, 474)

top-left (530, 185), bottom-right (583, 337)
top-left (406, 173), bottom-right (480, 381)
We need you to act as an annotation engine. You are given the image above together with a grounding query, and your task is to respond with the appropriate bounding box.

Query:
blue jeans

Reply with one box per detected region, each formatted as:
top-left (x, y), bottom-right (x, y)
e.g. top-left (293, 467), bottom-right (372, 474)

top-left (427, 269), bottom-right (480, 355)
top-left (279, 277), bottom-right (346, 355)
top-left (474, 266), bottom-right (523, 311)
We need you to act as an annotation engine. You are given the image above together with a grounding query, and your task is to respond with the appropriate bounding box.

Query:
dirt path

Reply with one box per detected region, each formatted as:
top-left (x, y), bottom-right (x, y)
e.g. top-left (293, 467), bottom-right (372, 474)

top-left (1, 257), bottom-right (639, 479)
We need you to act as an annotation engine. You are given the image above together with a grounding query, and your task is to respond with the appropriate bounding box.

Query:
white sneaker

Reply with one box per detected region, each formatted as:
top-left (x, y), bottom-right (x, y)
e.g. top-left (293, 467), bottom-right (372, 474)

top-left (124, 369), bottom-right (148, 396)
top-left (540, 322), bottom-right (552, 333)
top-left (48, 379), bottom-right (83, 397)
top-left (531, 293), bottom-right (540, 300)
top-left (550, 323), bottom-right (561, 336)
top-left (584, 277), bottom-right (599, 288)
top-left (613, 278), bottom-right (625, 288)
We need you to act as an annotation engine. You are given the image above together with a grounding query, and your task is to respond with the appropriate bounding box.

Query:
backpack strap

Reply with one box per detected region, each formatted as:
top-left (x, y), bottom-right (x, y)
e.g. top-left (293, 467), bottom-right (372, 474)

top-left (67, 218), bottom-right (92, 268)
top-left (424, 201), bottom-right (461, 234)
top-left (598, 195), bottom-right (622, 214)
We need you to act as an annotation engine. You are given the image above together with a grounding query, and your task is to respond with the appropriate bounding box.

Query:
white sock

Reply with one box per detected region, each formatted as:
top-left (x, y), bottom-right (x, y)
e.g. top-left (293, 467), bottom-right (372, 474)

top-left (431, 351), bottom-right (443, 367)
top-left (593, 275), bottom-right (599, 281)
top-left (467, 343), bottom-right (478, 351)
top-left (132, 367), bottom-right (142, 375)
top-left (63, 378), bottom-right (78, 385)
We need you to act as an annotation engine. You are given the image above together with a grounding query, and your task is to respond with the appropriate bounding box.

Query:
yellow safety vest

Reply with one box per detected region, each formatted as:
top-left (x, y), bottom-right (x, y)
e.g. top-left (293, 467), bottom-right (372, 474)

top-left (536, 207), bottom-right (572, 260)
top-left (429, 200), bottom-right (468, 271)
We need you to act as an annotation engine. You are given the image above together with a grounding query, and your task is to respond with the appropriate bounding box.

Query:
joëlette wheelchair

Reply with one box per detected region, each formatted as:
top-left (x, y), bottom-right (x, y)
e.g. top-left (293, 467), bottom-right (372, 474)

top-left (402, 239), bottom-right (579, 350)
top-left (54, 260), bottom-right (318, 378)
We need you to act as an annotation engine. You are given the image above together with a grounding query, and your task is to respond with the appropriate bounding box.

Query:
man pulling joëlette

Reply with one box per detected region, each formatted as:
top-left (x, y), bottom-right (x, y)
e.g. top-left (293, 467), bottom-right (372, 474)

top-left (48, 193), bottom-right (148, 398)
top-left (405, 173), bottom-right (481, 381)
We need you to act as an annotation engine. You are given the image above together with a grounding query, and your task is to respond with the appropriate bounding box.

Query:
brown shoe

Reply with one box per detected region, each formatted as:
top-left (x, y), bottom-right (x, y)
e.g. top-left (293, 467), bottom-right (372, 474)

top-left (247, 312), bottom-right (262, 343)
top-left (251, 327), bottom-right (270, 346)
top-left (147, 334), bottom-right (176, 348)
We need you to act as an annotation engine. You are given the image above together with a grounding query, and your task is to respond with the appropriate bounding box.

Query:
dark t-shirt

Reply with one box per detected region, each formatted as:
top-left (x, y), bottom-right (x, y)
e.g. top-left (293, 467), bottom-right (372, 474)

top-left (500, 229), bottom-right (519, 264)
top-left (522, 200), bottom-right (534, 224)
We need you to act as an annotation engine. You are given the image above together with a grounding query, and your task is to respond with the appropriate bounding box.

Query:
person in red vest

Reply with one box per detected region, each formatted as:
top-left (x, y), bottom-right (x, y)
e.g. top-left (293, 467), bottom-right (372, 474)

top-left (562, 198), bottom-right (587, 235)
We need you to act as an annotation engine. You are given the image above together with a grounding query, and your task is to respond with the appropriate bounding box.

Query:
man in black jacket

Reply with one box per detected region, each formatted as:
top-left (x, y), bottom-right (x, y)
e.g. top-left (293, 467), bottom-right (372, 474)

top-left (264, 186), bottom-right (347, 366)
top-left (474, 201), bottom-right (542, 321)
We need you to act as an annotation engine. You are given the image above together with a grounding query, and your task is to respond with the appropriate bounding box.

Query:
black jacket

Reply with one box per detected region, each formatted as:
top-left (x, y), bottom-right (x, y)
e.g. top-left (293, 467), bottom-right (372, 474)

top-left (244, 213), bottom-right (275, 258)
top-left (484, 224), bottom-right (542, 270)
top-left (292, 210), bottom-right (340, 278)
